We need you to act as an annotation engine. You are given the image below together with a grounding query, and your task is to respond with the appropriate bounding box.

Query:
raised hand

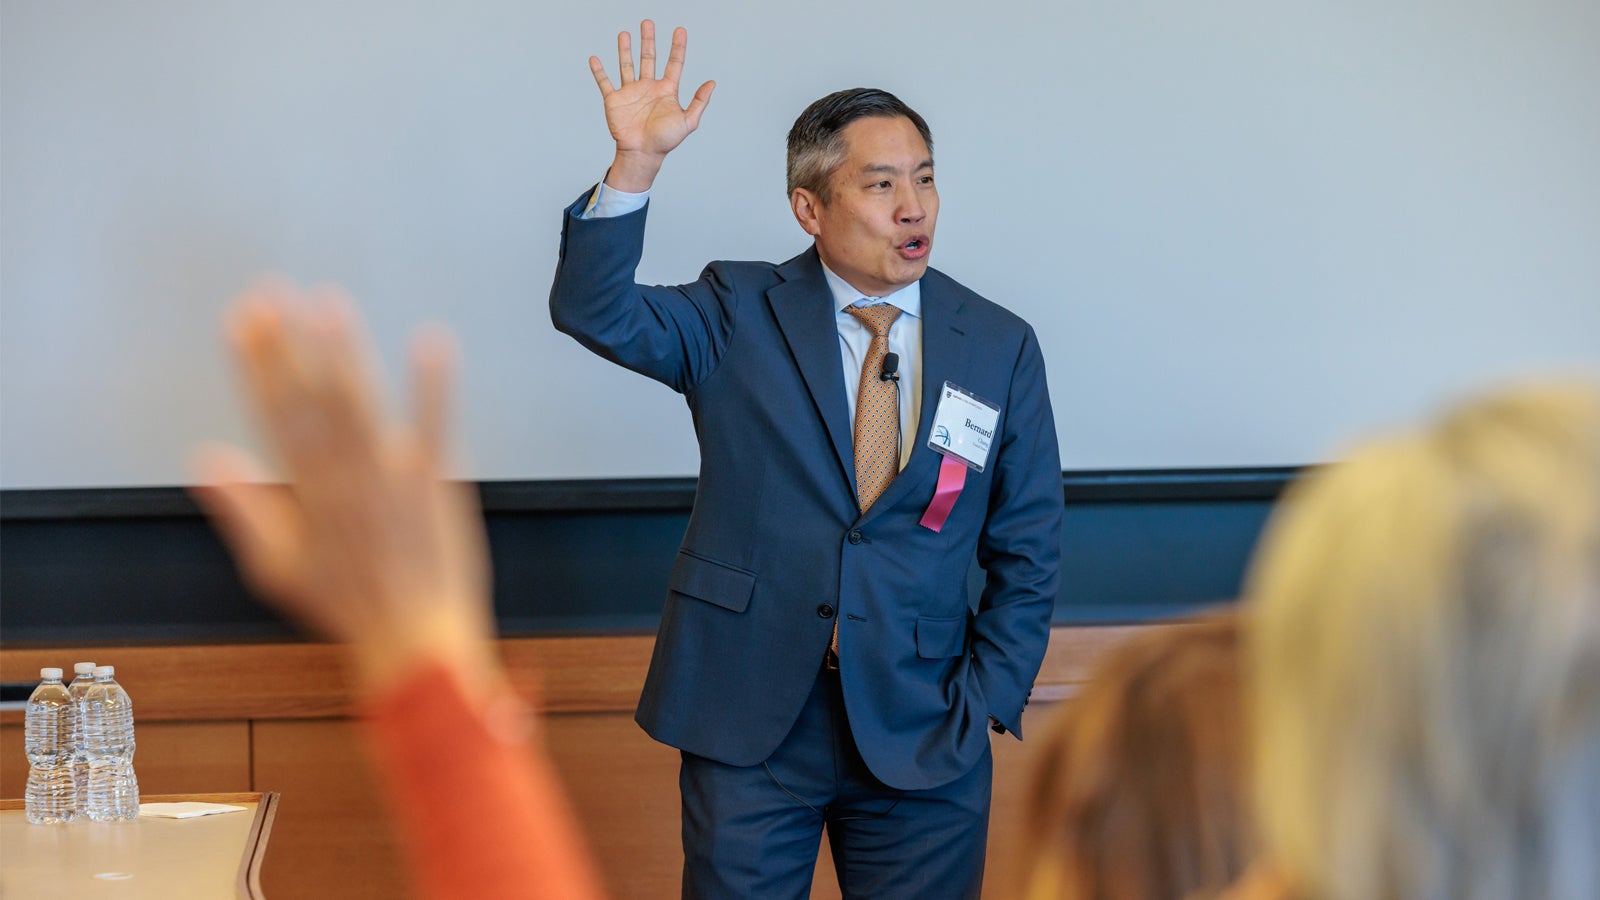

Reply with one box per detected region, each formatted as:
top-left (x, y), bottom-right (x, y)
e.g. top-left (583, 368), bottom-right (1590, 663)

top-left (191, 282), bottom-right (495, 694)
top-left (589, 20), bottom-right (715, 192)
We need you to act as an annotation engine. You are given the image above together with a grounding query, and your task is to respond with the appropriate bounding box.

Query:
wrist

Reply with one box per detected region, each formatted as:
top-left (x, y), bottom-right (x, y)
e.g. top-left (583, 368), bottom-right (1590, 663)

top-left (347, 613), bottom-right (497, 698)
top-left (606, 149), bottom-right (665, 193)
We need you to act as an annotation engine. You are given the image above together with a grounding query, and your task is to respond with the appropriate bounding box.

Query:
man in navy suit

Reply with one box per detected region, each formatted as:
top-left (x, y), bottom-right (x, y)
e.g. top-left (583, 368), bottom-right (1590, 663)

top-left (550, 21), bottom-right (1062, 899)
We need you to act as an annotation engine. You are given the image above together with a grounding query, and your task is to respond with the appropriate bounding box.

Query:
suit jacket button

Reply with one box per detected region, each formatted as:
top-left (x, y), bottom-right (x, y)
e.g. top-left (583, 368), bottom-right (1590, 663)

top-left (817, 604), bottom-right (835, 619)
top-left (847, 530), bottom-right (864, 544)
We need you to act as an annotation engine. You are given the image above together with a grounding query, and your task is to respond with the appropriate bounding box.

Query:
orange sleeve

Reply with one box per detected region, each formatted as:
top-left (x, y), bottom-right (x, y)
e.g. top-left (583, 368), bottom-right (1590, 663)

top-left (359, 662), bottom-right (607, 900)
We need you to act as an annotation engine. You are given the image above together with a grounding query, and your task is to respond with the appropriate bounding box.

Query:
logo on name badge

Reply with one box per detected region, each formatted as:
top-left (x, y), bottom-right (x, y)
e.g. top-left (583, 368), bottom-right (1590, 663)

top-left (935, 425), bottom-right (951, 446)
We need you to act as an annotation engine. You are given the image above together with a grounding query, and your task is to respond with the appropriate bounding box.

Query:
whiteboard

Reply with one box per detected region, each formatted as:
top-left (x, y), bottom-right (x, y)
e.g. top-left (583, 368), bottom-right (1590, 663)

top-left (3, 0), bottom-right (1597, 488)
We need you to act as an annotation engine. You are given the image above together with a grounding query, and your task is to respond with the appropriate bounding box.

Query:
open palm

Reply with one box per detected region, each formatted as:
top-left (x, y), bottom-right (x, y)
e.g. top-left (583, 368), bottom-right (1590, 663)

top-left (590, 21), bottom-right (714, 163)
top-left (192, 284), bottom-right (494, 691)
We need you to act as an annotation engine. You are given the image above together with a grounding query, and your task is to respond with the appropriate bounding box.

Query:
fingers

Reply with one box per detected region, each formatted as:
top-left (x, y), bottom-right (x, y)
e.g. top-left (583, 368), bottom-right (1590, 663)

top-left (307, 287), bottom-right (386, 477)
top-left (204, 279), bottom-right (493, 677)
top-left (189, 445), bottom-right (271, 569)
top-left (639, 19), bottom-right (657, 81)
top-left (408, 326), bottom-right (457, 476)
top-left (588, 56), bottom-right (614, 96)
top-left (228, 284), bottom-right (316, 475)
top-left (685, 80), bottom-right (716, 131)
top-left (226, 282), bottom-right (385, 499)
top-left (609, 20), bottom-right (674, 87)
top-left (616, 29), bottom-right (635, 86)
top-left (662, 26), bottom-right (687, 85)
top-left (189, 444), bottom-right (303, 604)
top-left (190, 457), bottom-right (352, 646)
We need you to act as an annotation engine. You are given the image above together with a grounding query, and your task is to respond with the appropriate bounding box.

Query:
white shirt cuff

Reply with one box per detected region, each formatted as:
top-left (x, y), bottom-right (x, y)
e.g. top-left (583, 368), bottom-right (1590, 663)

top-left (582, 178), bottom-right (650, 219)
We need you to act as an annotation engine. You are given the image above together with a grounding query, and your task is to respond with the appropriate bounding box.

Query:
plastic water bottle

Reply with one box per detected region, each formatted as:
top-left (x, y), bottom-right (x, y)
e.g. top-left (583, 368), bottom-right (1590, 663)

top-left (68, 661), bottom-right (97, 817)
top-left (83, 665), bottom-right (140, 821)
top-left (25, 667), bottom-right (78, 825)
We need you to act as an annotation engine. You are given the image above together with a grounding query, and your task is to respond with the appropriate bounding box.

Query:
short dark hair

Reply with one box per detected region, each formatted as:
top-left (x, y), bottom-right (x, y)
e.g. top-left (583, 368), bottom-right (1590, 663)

top-left (786, 88), bottom-right (933, 202)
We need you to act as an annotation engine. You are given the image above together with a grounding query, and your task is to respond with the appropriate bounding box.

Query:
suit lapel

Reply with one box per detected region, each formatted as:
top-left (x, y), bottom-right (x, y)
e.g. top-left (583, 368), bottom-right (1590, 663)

top-left (767, 249), bottom-right (856, 491)
top-left (858, 270), bottom-right (971, 525)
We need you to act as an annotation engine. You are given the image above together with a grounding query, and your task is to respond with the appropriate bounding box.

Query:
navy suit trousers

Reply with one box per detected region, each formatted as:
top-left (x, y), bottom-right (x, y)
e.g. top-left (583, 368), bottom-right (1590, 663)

top-left (679, 665), bottom-right (991, 900)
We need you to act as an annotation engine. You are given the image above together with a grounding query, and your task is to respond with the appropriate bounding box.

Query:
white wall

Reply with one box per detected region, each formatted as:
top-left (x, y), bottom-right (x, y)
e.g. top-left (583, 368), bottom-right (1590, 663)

top-left (3, 0), bottom-right (1597, 487)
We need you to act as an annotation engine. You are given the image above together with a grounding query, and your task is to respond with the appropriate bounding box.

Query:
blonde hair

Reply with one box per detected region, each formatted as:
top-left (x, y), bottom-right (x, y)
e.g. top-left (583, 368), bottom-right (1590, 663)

top-left (1015, 614), bottom-right (1254, 900)
top-left (1246, 382), bottom-right (1600, 900)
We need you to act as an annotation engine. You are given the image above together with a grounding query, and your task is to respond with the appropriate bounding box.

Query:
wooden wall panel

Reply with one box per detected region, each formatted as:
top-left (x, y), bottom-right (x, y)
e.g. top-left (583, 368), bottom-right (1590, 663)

top-left (1, 625), bottom-right (1143, 898)
top-left (0, 725), bottom-right (26, 800)
top-left (126, 721), bottom-right (253, 796)
top-left (542, 710), bottom-right (683, 899)
top-left (0, 627), bottom-right (1132, 724)
top-left (0, 634), bottom-right (661, 724)
top-left (985, 702), bottom-right (1064, 900)
top-left (251, 718), bottom-right (408, 900)
top-left (0, 721), bottom-right (250, 801)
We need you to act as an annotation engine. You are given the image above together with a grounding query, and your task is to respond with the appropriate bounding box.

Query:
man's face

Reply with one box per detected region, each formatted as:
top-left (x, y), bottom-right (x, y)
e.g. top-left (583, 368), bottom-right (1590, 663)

top-left (794, 115), bottom-right (938, 297)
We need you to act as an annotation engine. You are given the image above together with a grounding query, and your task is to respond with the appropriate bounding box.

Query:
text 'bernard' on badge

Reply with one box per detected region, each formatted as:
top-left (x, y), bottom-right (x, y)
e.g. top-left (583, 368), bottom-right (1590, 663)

top-left (927, 382), bottom-right (1001, 473)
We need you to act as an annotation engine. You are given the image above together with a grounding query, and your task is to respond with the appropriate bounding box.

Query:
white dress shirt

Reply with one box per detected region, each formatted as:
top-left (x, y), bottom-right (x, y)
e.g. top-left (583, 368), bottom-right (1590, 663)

top-left (583, 181), bottom-right (922, 470)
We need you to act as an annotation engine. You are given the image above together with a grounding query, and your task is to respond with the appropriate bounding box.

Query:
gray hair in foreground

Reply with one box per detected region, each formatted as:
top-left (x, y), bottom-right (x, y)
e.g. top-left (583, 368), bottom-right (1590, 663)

top-left (1246, 381), bottom-right (1600, 900)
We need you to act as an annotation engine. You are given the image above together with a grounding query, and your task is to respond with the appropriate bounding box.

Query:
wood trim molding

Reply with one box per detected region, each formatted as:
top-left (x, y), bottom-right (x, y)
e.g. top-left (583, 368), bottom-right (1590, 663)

top-left (0, 625), bottom-right (1161, 725)
top-left (237, 791), bottom-right (279, 900)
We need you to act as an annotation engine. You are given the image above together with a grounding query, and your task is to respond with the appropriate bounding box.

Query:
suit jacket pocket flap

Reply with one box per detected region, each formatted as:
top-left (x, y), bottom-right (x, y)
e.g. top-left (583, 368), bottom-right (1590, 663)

top-left (669, 551), bottom-right (756, 613)
top-left (916, 614), bottom-right (968, 659)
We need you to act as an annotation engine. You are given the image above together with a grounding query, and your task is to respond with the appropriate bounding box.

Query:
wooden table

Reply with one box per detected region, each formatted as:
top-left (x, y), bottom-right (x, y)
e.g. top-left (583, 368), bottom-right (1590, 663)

top-left (0, 792), bottom-right (278, 899)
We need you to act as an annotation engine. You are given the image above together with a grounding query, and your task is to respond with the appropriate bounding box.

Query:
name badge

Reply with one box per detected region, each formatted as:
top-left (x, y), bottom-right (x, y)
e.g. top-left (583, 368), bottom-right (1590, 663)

top-left (927, 382), bottom-right (1000, 472)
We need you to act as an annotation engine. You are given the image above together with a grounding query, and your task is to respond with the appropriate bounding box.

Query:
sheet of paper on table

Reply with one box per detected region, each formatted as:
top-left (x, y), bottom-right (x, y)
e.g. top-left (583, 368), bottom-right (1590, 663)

top-left (138, 802), bottom-right (249, 819)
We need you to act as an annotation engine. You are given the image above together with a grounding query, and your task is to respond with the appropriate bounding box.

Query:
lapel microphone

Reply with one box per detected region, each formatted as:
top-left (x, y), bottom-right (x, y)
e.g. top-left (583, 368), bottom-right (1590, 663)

top-left (880, 351), bottom-right (902, 464)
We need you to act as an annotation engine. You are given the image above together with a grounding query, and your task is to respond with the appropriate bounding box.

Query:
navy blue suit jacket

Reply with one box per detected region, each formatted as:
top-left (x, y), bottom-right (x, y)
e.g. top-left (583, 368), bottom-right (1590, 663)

top-left (550, 191), bottom-right (1062, 791)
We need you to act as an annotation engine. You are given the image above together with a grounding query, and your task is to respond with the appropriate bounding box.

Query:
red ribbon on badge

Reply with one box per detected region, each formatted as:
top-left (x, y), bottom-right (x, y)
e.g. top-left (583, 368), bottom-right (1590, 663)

top-left (919, 456), bottom-right (968, 532)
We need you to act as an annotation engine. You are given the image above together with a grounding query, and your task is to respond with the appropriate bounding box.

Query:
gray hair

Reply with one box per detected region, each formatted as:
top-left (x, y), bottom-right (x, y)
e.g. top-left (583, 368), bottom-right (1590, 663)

top-left (1246, 382), bottom-right (1600, 900)
top-left (786, 88), bottom-right (932, 202)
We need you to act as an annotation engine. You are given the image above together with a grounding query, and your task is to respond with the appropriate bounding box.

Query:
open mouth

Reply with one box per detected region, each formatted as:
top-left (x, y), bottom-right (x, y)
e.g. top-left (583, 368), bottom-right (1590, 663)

top-left (898, 236), bottom-right (931, 259)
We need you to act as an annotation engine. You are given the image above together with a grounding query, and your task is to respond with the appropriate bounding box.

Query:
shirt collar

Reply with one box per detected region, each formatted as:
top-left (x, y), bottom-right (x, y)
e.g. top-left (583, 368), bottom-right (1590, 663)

top-left (821, 261), bottom-right (922, 320)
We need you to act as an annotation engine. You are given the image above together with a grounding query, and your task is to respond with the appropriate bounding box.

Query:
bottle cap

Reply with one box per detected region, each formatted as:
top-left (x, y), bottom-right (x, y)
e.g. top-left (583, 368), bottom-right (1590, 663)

top-left (40, 667), bottom-right (63, 680)
top-left (75, 662), bottom-right (97, 675)
top-left (94, 665), bottom-right (115, 678)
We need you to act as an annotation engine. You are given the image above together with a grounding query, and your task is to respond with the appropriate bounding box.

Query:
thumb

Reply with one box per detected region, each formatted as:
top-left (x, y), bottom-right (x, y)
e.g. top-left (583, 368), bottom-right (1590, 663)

top-left (190, 444), bottom-right (305, 604)
top-left (685, 80), bottom-right (715, 131)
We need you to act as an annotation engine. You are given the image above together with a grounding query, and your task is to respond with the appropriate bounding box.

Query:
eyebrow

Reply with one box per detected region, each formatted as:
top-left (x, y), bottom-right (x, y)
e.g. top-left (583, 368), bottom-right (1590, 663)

top-left (860, 160), bottom-right (935, 175)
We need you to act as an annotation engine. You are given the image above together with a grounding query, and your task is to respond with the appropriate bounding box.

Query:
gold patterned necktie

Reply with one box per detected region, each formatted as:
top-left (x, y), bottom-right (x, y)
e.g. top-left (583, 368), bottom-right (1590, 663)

top-left (846, 303), bottom-right (904, 512)
top-left (829, 301), bottom-right (904, 668)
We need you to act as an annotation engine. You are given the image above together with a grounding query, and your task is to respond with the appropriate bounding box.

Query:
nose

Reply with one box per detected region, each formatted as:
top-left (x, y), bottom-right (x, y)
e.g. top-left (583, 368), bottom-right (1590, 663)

top-left (896, 183), bottom-right (925, 225)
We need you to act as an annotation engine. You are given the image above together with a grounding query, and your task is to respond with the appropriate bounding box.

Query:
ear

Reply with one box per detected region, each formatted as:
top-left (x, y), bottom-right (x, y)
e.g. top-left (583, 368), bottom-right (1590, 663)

top-left (790, 188), bottom-right (824, 237)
